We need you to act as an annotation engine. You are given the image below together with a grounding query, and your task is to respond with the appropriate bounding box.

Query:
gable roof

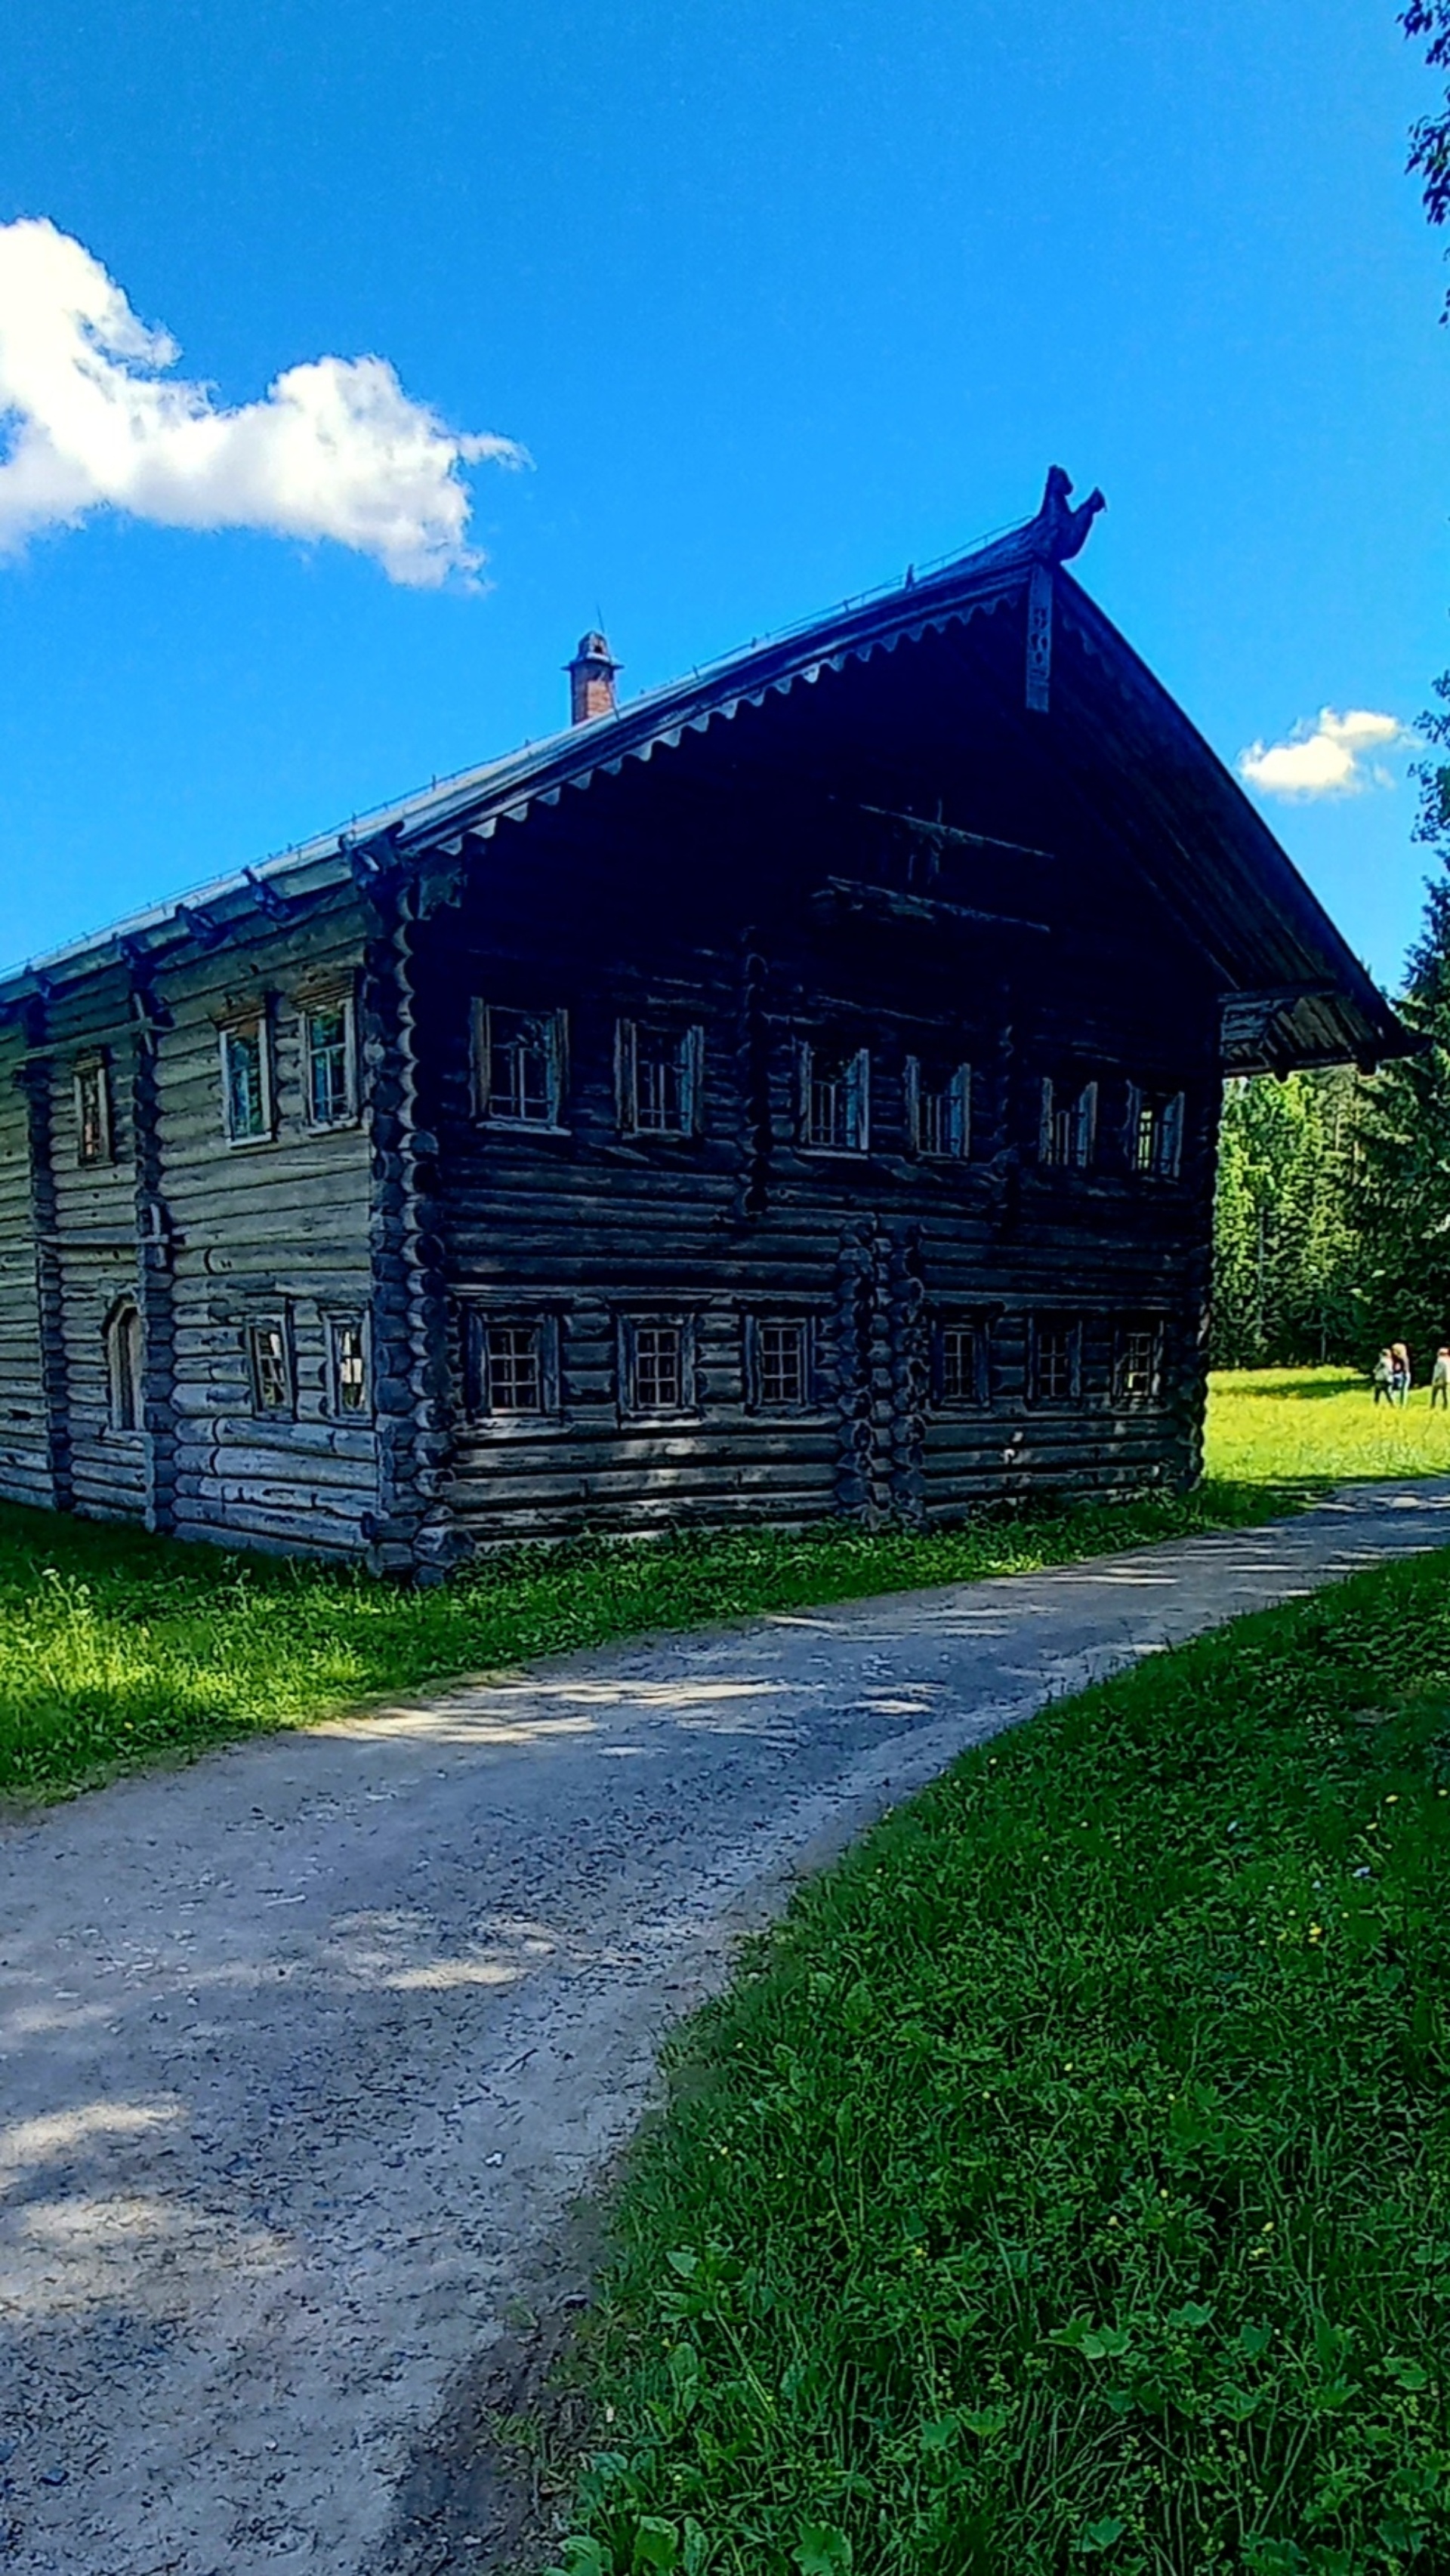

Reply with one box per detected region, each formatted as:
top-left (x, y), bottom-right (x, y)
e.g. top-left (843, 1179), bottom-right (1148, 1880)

top-left (2, 471), bottom-right (1411, 1074)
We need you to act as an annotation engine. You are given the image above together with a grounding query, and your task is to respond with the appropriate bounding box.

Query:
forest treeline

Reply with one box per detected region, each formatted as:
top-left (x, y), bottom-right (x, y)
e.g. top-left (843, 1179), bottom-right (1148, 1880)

top-left (1212, 676), bottom-right (1450, 1366)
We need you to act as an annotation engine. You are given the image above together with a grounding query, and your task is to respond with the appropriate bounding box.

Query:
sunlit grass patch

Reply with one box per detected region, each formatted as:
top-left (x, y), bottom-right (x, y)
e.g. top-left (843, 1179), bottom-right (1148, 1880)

top-left (0, 1482), bottom-right (1273, 1803)
top-left (549, 1551), bottom-right (1450, 2576)
top-left (1207, 1363), bottom-right (1450, 1487)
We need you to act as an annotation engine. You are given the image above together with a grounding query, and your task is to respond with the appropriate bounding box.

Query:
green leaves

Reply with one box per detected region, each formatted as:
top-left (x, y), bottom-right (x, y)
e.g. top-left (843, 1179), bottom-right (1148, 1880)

top-left (793, 2527), bottom-right (852, 2575)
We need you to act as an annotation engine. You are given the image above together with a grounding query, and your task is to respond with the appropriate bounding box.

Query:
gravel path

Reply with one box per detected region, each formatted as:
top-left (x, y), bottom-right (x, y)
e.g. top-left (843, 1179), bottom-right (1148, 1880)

top-left (4, 1481), bottom-right (1450, 2576)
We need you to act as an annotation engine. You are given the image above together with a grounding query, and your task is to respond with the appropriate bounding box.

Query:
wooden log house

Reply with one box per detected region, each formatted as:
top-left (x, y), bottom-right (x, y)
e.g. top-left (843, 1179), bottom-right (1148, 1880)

top-left (0, 473), bottom-right (1410, 1570)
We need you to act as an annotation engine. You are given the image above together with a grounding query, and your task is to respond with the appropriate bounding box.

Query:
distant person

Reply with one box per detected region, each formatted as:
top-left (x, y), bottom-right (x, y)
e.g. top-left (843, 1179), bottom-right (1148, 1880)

top-left (1392, 1342), bottom-right (1413, 1407)
top-left (1372, 1348), bottom-right (1394, 1404)
top-left (1433, 1348), bottom-right (1450, 1411)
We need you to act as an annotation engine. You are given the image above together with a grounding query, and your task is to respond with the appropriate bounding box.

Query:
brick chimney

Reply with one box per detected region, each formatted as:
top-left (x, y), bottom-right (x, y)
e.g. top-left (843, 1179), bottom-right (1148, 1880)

top-left (567, 630), bottom-right (620, 726)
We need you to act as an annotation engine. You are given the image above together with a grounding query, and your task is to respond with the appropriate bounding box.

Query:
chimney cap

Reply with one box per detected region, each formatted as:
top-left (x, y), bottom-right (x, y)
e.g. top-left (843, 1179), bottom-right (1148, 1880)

top-left (566, 629), bottom-right (621, 674)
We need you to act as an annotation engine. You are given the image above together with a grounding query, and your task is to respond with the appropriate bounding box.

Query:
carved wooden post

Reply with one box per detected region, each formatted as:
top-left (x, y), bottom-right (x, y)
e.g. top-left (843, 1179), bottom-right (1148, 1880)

top-left (359, 863), bottom-right (466, 1579)
top-left (14, 1006), bottom-right (72, 1513)
top-left (125, 959), bottom-right (179, 1534)
top-left (1170, 1071), bottom-right (1223, 1490)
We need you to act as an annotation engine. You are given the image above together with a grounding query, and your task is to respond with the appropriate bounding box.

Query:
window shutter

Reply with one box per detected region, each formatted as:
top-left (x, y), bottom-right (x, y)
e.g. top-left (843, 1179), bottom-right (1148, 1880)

top-left (903, 1055), bottom-right (921, 1153)
top-left (1124, 1081), bottom-right (1142, 1171)
top-left (1077, 1081), bottom-right (1098, 1168)
top-left (548, 1011), bottom-right (569, 1125)
top-left (1161, 1091), bottom-right (1185, 1179)
top-left (796, 1040), bottom-right (813, 1140)
top-left (683, 1025), bottom-right (705, 1135)
top-left (1039, 1077), bottom-right (1055, 1163)
top-left (1069, 1323), bottom-right (1083, 1400)
top-left (470, 1001), bottom-right (490, 1118)
top-left (849, 1048), bottom-right (870, 1151)
top-left (949, 1063), bottom-right (971, 1158)
top-left (615, 1018), bottom-right (638, 1132)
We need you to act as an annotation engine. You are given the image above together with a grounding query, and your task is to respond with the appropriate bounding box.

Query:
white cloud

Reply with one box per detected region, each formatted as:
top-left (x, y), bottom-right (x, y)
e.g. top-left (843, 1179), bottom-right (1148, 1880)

top-left (0, 217), bottom-right (525, 586)
top-left (1237, 707), bottom-right (1411, 800)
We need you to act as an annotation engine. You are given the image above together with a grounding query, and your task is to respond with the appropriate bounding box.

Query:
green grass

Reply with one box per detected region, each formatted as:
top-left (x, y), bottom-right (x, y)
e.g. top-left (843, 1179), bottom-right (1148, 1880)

top-left (0, 1363), bottom-right (1442, 1804)
top-left (1207, 1367), bottom-right (1450, 1490)
top-left (546, 1552), bottom-right (1450, 2576)
top-left (0, 1483), bottom-right (1273, 1804)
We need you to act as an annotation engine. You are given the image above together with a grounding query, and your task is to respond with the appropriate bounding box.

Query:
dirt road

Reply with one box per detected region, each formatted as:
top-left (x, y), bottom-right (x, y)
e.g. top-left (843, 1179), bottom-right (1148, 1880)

top-left (4, 1483), bottom-right (1448, 2575)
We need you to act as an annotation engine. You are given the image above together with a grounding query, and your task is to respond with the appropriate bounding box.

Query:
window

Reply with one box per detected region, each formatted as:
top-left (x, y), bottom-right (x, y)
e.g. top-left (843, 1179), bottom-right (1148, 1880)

top-left (221, 1017), bottom-right (272, 1144)
top-left (616, 1021), bottom-right (704, 1137)
top-left (1032, 1318), bottom-right (1081, 1404)
top-left (486, 1322), bottom-right (543, 1414)
top-left (247, 1317), bottom-right (295, 1416)
top-left (936, 1320), bottom-right (989, 1407)
top-left (467, 1314), bottom-right (560, 1421)
top-left (1128, 1086), bottom-right (1185, 1181)
top-left (306, 998), bottom-right (356, 1127)
top-left (621, 1317), bottom-right (693, 1416)
top-left (1039, 1077), bottom-right (1097, 1170)
top-left (75, 1057), bottom-right (114, 1166)
top-left (747, 1317), bottom-right (810, 1410)
top-left (1118, 1321), bottom-right (1162, 1403)
top-left (800, 1043), bottom-right (869, 1153)
top-left (474, 1004), bottom-right (566, 1127)
top-left (328, 1315), bottom-right (370, 1416)
top-left (103, 1297), bottom-right (143, 1433)
top-left (906, 1060), bottom-right (970, 1159)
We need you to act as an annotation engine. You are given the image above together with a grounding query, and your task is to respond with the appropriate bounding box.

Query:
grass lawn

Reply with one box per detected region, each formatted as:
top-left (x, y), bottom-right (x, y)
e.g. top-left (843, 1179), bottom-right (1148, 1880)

top-left (0, 1362), bottom-right (1439, 1804)
top-left (545, 1550), bottom-right (1450, 2576)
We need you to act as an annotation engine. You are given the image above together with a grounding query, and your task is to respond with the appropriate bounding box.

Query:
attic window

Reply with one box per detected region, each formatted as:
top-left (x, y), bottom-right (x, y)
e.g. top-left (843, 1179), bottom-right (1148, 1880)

top-left (1039, 1077), bottom-right (1096, 1171)
top-left (474, 1005), bottom-right (567, 1128)
top-left (1128, 1086), bottom-right (1184, 1180)
top-left (616, 1021), bottom-right (703, 1137)
top-left (906, 1060), bottom-right (970, 1159)
top-left (75, 1057), bottom-right (114, 1166)
top-left (800, 1043), bottom-right (869, 1154)
top-left (221, 1015), bottom-right (273, 1144)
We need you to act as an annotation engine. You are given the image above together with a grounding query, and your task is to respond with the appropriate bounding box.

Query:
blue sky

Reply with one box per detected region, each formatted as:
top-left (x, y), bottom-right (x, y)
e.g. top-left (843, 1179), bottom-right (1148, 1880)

top-left (0, 0), bottom-right (1445, 989)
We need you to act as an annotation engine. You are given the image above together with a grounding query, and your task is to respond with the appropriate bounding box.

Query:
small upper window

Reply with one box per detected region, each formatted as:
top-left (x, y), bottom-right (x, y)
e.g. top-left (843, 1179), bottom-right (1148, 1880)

top-left (907, 1060), bottom-right (970, 1159)
top-left (1129, 1087), bottom-right (1184, 1181)
top-left (1032, 1319), bottom-right (1081, 1404)
top-left (75, 1057), bottom-right (114, 1166)
top-left (1040, 1077), bottom-right (1097, 1171)
top-left (306, 998), bottom-right (356, 1128)
top-left (104, 1297), bottom-right (143, 1432)
top-left (328, 1314), bottom-right (370, 1416)
top-left (800, 1043), bottom-right (869, 1154)
top-left (616, 1021), bottom-right (704, 1138)
top-left (222, 1018), bottom-right (272, 1144)
top-left (247, 1317), bottom-right (295, 1416)
top-left (474, 1005), bottom-right (566, 1128)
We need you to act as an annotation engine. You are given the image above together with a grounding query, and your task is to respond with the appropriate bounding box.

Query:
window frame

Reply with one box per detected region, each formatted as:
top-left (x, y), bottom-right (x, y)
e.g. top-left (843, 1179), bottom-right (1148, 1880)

top-left (615, 1019), bottom-right (705, 1139)
top-left (103, 1294), bottom-right (144, 1434)
top-left (743, 1314), bottom-right (816, 1414)
top-left (325, 1311), bottom-right (372, 1419)
top-left (1038, 1075), bottom-right (1097, 1172)
top-left (618, 1313), bottom-right (698, 1421)
top-left (464, 1311), bottom-right (562, 1425)
top-left (932, 1314), bottom-right (993, 1408)
top-left (1115, 1317), bottom-right (1164, 1405)
top-left (905, 1058), bottom-right (971, 1160)
top-left (798, 1040), bottom-right (870, 1155)
top-left (304, 992), bottom-right (359, 1131)
top-left (220, 1011), bottom-right (275, 1148)
top-left (472, 1002), bottom-right (569, 1132)
top-left (246, 1312), bottom-right (296, 1419)
top-left (1126, 1084), bottom-right (1186, 1182)
top-left (74, 1054), bottom-right (115, 1168)
top-left (1029, 1314), bottom-right (1083, 1407)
